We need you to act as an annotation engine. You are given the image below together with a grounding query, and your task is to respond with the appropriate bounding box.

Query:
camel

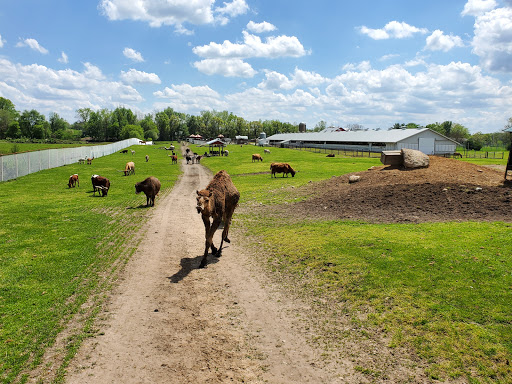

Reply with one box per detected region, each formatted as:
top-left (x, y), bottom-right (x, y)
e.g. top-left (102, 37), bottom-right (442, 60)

top-left (196, 170), bottom-right (240, 268)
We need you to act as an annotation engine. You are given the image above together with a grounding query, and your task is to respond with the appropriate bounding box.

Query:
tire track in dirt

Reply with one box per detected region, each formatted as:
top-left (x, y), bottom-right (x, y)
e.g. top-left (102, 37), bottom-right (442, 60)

top-left (65, 159), bottom-right (344, 384)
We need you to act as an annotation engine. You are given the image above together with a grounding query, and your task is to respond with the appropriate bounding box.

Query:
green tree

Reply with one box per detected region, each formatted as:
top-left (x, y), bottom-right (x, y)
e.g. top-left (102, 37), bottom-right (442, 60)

top-left (155, 112), bottom-right (170, 140)
top-left (450, 123), bottom-right (471, 144)
top-left (0, 97), bottom-right (19, 139)
top-left (6, 121), bottom-right (21, 139)
top-left (19, 110), bottom-right (48, 139)
top-left (120, 124), bottom-right (144, 140)
top-left (314, 120), bottom-right (327, 132)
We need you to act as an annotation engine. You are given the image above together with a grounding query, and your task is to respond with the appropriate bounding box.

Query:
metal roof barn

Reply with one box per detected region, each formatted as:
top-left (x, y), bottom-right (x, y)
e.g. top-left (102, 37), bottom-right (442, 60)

top-left (266, 128), bottom-right (459, 155)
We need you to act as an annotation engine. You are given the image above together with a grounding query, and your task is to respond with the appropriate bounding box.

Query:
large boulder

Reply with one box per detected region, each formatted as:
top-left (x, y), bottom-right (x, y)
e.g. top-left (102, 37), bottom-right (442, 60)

top-left (401, 148), bottom-right (429, 169)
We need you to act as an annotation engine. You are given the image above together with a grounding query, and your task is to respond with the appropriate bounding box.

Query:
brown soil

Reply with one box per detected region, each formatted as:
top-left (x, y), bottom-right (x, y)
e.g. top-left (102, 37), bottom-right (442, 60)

top-left (287, 156), bottom-right (512, 223)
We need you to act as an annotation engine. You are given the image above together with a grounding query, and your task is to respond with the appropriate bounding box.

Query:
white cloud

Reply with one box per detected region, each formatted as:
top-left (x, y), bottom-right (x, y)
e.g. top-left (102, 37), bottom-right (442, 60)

top-left (461, 0), bottom-right (497, 16)
top-left (0, 34), bottom-right (5, 48)
top-left (120, 68), bottom-right (161, 84)
top-left (342, 61), bottom-right (372, 72)
top-left (16, 38), bottom-right (49, 54)
top-left (193, 58), bottom-right (257, 77)
top-left (379, 54), bottom-right (400, 62)
top-left (99, 0), bottom-right (248, 32)
top-left (246, 21), bottom-right (277, 34)
top-left (359, 21), bottom-right (428, 40)
top-left (192, 30), bottom-right (308, 59)
top-left (58, 52), bottom-right (69, 64)
top-left (215, 0), bottom-right (249, 25)
top-left (153, 83), bottom-right (227, 113)
top-left (425, 30), bottom-right (464, 52)
top-left (471, 7), bottom-right (512, 72)
top-left (123, 47), bottom-right (144, 62)
top-left (0, 58), bottom-right (142, 120)
top-left (258, 68), bottom-right (327, 90)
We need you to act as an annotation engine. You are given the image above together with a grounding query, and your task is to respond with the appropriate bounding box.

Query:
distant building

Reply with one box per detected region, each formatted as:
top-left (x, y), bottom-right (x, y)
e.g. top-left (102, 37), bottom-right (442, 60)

top-left (235, 135), bottom-right (249, 144)
top-left (266, 128), bottom-right (459, 155)
top-left (299, 123), bottom-right (306, 132)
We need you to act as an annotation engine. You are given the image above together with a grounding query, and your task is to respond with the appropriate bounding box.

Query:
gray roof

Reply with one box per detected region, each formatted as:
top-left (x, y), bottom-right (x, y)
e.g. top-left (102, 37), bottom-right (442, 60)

top-left (267, 128), bottom-right (459, 144)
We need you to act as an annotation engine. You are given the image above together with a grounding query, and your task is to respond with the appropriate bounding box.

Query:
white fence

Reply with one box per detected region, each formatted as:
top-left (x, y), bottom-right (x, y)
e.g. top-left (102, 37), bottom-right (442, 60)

top-left (0, 138), bottom-right (141, 182)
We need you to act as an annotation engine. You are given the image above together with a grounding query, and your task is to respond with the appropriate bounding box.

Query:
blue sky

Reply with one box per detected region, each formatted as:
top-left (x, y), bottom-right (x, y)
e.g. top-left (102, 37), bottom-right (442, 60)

top-left (1, 0), bottom-right (511, 133)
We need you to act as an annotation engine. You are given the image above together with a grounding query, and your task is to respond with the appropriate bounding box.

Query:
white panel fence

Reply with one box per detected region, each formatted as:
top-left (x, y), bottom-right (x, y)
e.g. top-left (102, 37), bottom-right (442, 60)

top-left (0, 138), bottom-right (142, 182)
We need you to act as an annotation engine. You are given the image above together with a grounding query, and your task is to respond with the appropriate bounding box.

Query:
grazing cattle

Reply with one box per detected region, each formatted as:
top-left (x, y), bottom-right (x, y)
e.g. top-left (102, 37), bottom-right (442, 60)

top-left (186, 155), bottom-right (192, 164)
top-left (120, 149), bottom-right (128, 154)
top-left (135, 176), bottom-right (161, 207)
top-left (68, 174), bottom-right (79, 188)
top-left (145, 155), bottom-right (149, 162)
top-left (131, 150), bottom-right (135, 155)
top-left (78, 158), bottom-right (86, 164)
top-left (124, 161), bottom-right (135, 176)
top-left (264, 149), bottom-right (271, 154)
top-left (196, 170), bottom-right (240, 268)
top-left (252, 154), bottom-right (263, 162)
top-left (326, 153), bottom-right (335, 157)
top-left (453, 152), bottom-right (463, 158)
top-left (171, 155), bottom-right (178, 164)
top-left (91, 175), bottom-right (110, 196)
top-left (223, 150), bottom-right (229, 157)
top-left (195, 155), bottom-right (202, 164)
top-left (87, 157), bottom-right (94, 165)
top-left (270, 162), bottom-right (296, 178)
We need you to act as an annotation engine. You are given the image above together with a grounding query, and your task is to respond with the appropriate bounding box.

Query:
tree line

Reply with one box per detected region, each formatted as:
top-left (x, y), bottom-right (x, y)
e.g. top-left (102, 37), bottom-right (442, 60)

top-left (0, 97), bottom-right (298, 142)
top-left (1, 96), bottom-right (511, 149)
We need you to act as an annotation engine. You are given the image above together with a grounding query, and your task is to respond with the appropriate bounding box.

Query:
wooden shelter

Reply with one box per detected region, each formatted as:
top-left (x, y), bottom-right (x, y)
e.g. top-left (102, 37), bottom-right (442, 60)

top-left (205, 139), bottom-right (226, 156)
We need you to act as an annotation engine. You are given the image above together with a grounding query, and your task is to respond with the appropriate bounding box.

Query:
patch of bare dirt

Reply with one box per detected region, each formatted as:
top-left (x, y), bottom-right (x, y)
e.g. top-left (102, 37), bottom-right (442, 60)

top-left (283, 156), bottom-right (512, 223)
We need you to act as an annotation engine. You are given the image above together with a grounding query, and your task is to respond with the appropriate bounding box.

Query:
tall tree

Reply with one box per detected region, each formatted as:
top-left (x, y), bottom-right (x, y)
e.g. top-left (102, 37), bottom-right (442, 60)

top-left (0, 97), bottom-right (19, 139)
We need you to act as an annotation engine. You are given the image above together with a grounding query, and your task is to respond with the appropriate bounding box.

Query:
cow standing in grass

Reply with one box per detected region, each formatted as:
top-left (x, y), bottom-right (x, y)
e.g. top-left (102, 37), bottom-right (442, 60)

top-left (135, 177), bottom-right (161, 207)
top-left (68, 174), bottom-right (79, 188)
top-left (91, 175), bottom-right (110, 196)
top-left (124, 161), bottom-right (135, 176)
top-left (196, 170), bottom-right (240, 268)
top-left (270, 162), bottom-right (296, 178)
top-left (252, 154), bottom-right (263, 162)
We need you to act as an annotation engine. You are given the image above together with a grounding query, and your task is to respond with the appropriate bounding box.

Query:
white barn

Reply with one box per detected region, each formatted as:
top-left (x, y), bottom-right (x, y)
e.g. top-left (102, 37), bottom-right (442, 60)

top-left (266, 128), bottom-right (460, 155)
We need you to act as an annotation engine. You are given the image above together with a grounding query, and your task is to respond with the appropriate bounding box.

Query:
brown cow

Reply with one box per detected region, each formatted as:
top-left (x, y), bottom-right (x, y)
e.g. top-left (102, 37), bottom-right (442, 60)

top-left (326, 153), bottom-right (335, 157)
top-left (196, 170), bottom-right (240, 268)
top-left (270, 162), bottom-right (296, 178)
top-left (171, 155), bottom-right (178, 164)
top-left (135, 176), bottom-right (161, 207)
top-left (68, 174), bottom-right (79, 188)
top-left (87, 157), bottom-right (94, 165)
top-left (252, 154), bottom-right (263, 162)
top-left (91, 175), bottom-right (110, 196)
top-left (124, 161), bottom-right (135, 176)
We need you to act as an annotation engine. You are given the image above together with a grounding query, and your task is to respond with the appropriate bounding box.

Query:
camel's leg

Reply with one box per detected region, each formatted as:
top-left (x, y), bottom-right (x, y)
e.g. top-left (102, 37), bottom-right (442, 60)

top-left (200, 217), bottom-right (221, 267)
top-left (200, 216), bottom-right (212, 268)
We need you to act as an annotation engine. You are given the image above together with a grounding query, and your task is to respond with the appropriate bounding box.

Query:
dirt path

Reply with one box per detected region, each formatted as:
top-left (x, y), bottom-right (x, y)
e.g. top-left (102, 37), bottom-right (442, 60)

top-left (64, 160), bottom-right (344, 383)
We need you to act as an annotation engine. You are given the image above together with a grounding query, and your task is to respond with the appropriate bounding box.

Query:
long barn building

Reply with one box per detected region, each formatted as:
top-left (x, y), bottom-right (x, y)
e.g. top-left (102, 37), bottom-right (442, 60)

top-left (266, 128), bottom-right (460, 155)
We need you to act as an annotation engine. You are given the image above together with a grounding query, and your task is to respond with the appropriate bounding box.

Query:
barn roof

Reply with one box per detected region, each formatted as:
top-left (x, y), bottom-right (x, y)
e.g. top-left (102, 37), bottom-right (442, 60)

top-left (267, 128), bottom-right (459, 144)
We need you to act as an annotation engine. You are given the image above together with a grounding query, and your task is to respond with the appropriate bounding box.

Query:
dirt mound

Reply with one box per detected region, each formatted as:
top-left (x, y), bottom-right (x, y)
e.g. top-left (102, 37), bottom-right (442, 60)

top-left (288, 156), bottom-right (512, 223)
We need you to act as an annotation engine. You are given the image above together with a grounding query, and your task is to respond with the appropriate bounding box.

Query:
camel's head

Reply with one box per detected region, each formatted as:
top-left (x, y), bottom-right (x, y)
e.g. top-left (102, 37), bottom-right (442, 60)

top-left (196, 189), bottom-right (213, 214)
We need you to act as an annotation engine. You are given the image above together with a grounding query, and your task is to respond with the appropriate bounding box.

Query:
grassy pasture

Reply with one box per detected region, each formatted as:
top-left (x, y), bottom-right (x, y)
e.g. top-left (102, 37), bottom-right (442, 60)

top-left (194, 144), bottom-right (512, 383)
top-left (2, 141), bottom-right (511, 383)
top-left (0, 140), bottom-right (103, 155)
top-left (0, 142), bottom-right (180, 383)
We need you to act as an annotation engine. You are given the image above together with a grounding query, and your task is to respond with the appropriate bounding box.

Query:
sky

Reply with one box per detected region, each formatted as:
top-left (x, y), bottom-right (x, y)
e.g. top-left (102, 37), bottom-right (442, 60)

top-left (1, 0), bottom-right (512, 134)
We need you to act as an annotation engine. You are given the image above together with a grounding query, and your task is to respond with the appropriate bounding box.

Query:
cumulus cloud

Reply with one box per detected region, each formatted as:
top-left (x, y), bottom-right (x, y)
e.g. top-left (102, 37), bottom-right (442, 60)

top-left (192, 30), bottom-right (308, 59)
top-left (342, 61), bottom-right (372, 72)
top-left (153, 83), bottom-right (227, 112)
top-left (0, 58), bottom-right (142, 120)
top-left (193, 58), bottom-right (257, 77)
top-left (359, 21), bottom-right (428, 40)
top-left (99, 0), bottom-right (247, 32)
top-left (471, 7), bottom-right (512, 72)
top-left (123, 47), bottom-right (144, 62)
top-left (461, 0), bottom-right (497, 16)
top-left (120, 68), bottom-right (161, 84)
top-left (58, 52), bottom-right (69, 64)
top-left (0, 34), bottom-right (5, 48)
top-left (16, 38), bottom-right (49, 54)
top-left (246, 21), bottom-right (277, 33)
top-left (425, 30), bottom-right (464, 51)
top-left (258, 68), bottom-right (327, 90)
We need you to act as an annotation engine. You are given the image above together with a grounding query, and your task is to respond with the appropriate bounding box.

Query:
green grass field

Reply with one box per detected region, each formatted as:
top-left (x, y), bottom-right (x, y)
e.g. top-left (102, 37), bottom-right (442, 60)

top-left (1, 141), bottom-right (511, 383)
top-left (194, 144), bottom-right (512, 383)
top-left (0, 142), bottom-right (180, 383)
top-left (0, 140), bottom-right (104, 155)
